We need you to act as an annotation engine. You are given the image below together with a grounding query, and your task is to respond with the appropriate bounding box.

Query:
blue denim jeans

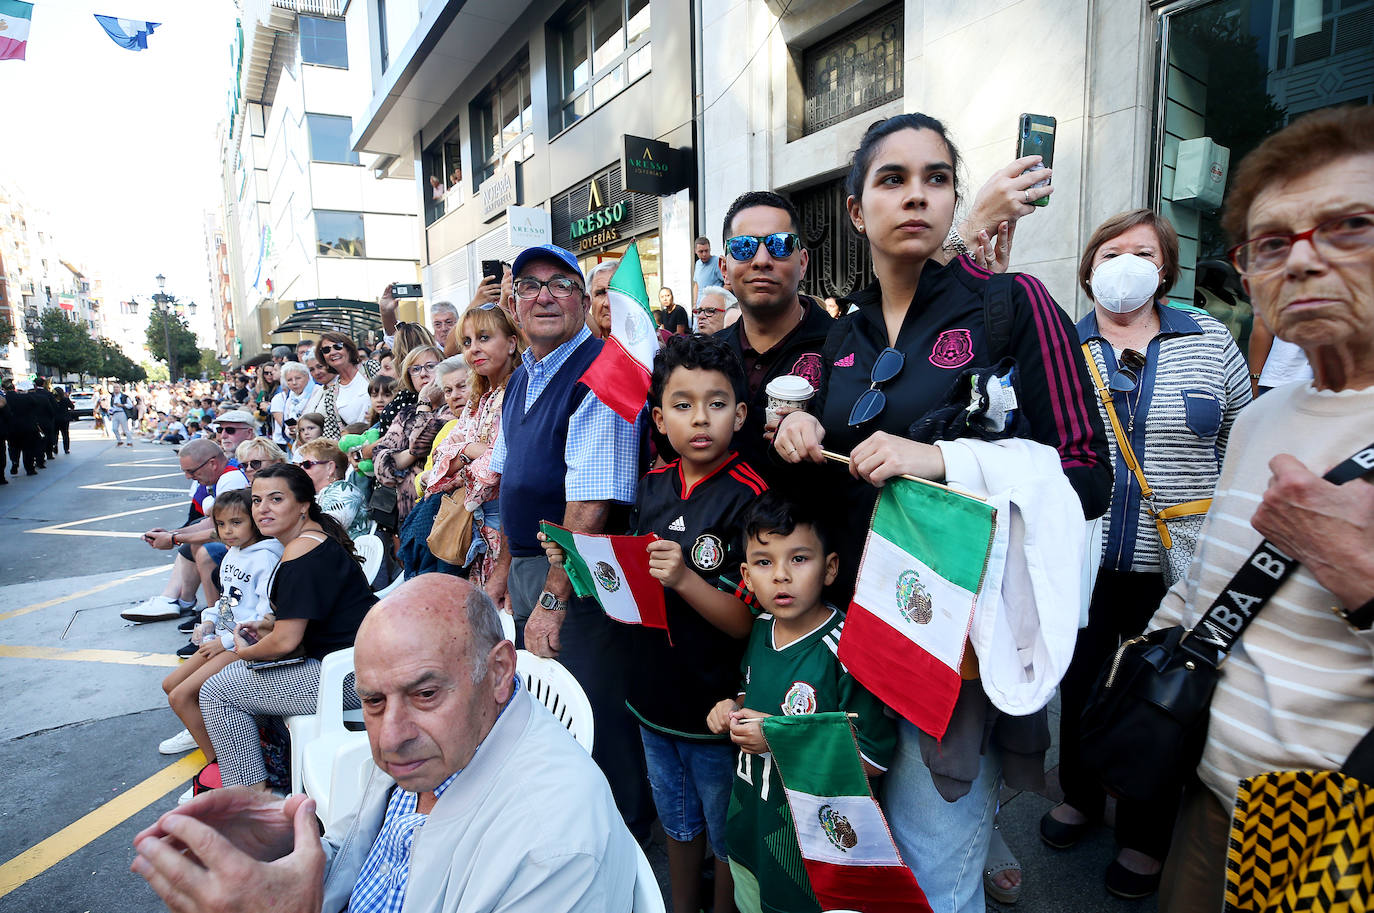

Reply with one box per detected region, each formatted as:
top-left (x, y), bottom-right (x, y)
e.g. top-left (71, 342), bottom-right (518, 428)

top-left (639, 726), bottom-right (735, 858)
top-left (881, 718), bottom-right (1002, 913)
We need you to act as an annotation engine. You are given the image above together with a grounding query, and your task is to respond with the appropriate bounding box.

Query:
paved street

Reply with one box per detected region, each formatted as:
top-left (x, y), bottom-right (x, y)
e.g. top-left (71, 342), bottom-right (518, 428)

top-left (0, 423), bottom-right (1154, 913)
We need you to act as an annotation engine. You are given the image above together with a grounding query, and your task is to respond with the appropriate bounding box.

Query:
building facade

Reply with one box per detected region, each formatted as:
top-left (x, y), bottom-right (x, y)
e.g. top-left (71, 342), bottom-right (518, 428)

top-left (219, 0), bottom-right (422, 364)
top-left (348, 0), bottom-right (697, 318)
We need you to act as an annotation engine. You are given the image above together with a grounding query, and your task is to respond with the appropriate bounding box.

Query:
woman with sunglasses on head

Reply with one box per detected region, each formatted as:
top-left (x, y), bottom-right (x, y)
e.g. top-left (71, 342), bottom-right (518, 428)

top-left (314, 331), bottom-right (381, 439)
top-left (370, 345), bottom-right (450, 530)
top-left (1041, 209), bottom-right (1250, 899)
top-left (774, 113), bottom-right (1112, 913)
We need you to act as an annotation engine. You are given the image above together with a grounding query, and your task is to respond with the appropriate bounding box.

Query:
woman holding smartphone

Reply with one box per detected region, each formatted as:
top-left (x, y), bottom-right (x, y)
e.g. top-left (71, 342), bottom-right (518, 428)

top-left (774, 113), bottom-right (1111, 912)
top-left (197, 463), bottom-right (375, 791)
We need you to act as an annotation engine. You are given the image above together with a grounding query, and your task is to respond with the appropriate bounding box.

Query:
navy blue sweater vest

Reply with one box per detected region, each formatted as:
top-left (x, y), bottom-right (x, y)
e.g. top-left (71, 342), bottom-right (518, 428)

top-left (499, 335), bottom-right (603, 557)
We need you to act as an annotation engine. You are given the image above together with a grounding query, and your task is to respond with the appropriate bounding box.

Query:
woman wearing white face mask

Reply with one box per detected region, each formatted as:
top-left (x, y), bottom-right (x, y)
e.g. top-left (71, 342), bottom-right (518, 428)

top-left (1039, 210), bottom-right (1252, 899)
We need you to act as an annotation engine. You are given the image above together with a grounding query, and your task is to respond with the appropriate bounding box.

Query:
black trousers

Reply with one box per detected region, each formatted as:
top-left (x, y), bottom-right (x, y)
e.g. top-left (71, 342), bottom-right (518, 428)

top-left (1057, 567), bottom-right (1179, 859)
top-left (39, 424), bottom-right (56, 458)
top-left (55, 423), bottom-right (70, 453)
top-left (7, 431), bottom-right (42, 473)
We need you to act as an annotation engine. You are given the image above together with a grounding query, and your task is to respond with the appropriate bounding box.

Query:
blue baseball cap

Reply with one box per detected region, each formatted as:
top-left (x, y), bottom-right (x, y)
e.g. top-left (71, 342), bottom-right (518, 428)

top-left (511, 244), bottom-right (585, 286)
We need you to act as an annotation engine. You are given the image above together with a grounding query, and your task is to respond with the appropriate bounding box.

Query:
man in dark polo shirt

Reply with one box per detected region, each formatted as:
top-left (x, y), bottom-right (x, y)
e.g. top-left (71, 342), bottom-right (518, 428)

top-left (485, 243), bottom-right (652, 843)
top-left (713, 191), bottom-right (834, 477)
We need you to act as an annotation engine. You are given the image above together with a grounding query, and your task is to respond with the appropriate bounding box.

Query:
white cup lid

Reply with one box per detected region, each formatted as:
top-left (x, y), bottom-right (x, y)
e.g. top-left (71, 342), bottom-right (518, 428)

top-left (765, 374), bottom-right (816, 400)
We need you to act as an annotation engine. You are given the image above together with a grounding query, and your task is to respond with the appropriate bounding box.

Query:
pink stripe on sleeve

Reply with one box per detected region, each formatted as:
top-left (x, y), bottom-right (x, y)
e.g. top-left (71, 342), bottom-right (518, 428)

top-left (1015, 274), bottom-right (1098, 468)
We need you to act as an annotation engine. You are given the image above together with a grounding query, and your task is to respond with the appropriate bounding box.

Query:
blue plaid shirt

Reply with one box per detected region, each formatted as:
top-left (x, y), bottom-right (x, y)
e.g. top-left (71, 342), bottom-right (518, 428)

top-left (346, 679), bottom-right (521, 913)
top-left (489, 325), bottom-right (642, 504)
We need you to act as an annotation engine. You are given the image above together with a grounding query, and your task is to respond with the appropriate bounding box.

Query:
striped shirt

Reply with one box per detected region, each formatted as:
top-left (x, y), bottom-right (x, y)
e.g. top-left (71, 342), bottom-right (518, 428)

top-left (1149, 381), bottom-right (1374, 805)
top-left (1078, 306), bottom-right (1251, 572)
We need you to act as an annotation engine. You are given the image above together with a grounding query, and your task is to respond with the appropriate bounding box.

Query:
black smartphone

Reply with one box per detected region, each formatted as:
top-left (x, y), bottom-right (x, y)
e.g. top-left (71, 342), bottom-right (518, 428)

top-left (481, 260), bottom-right (504, 283)
top-left (246, 656), bottom-right (306, 671)
top-left (238, 625), bottom-right (260, 645)
top-left (1016, 114), bottom-right (1056, 206)
top-left (390, 283), bottom-right (423, 299)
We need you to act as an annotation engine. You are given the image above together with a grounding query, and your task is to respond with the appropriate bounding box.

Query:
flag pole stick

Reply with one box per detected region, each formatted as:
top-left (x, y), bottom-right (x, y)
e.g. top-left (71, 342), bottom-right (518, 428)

top-left (735, 712), bottom-right (860, 723)
top-left (819, 449), bottom-right (988, 502)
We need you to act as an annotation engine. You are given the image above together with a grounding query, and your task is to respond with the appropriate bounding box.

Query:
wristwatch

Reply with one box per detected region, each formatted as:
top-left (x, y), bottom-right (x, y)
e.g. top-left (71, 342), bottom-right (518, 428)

top-left (1334, 596), bottom-right (1374, 630)
top-left (537, 590), bottom-right (569, 612)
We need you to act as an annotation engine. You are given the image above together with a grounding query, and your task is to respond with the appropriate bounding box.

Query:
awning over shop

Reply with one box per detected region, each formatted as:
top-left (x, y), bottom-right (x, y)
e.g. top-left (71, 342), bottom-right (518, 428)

top-left (270, 299), bottom-right (383, 340)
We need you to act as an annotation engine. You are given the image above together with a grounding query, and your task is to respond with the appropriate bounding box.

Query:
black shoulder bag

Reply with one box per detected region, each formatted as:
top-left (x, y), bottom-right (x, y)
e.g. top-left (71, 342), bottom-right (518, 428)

top-left (1079, 441), bottom-right (1374, 805)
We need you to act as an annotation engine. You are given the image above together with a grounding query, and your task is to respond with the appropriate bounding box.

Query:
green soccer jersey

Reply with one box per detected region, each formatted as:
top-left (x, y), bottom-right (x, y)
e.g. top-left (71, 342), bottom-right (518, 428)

top-left (724, 608), bottom-right (897, 913)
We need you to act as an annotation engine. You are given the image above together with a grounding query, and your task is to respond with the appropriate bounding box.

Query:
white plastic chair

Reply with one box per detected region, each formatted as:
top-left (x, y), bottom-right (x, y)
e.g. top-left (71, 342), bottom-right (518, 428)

top-left (515, 650), bottom-right (594, 754)
top-left (632, 838), bottom-right (665, 913)
top-left (284, 648), bottom-right (369, 826)
top-left (499, 610), bottom-right (515, 643)
top-left (373, 575), bottom-right (404, 599)
top-left (354, 534), bottom-right (384, 586)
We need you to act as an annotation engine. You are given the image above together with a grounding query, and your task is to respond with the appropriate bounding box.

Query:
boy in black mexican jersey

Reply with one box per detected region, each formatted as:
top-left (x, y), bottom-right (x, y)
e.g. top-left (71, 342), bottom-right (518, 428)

top-left (710, 493), bottom-right (896, 913)
top-left (542, 334), bottom-right (765, 913)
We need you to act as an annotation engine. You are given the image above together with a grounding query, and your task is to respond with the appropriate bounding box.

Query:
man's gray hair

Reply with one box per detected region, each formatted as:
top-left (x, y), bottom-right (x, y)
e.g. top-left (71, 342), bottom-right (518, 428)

top-left (180, 438), bottom-right (222, 465)
top-left (588, 260), bottom-right (618, 284)
top-left (699, 285), bottom-right (738, 309)
top-left (272, 345), bottom-right (293, 359)
top-left (280, 361), bottom-right (309, 380)
top-left (431, 301), bottom-right (459, 320)
top-left (466, 586), bottom-right (506, 683)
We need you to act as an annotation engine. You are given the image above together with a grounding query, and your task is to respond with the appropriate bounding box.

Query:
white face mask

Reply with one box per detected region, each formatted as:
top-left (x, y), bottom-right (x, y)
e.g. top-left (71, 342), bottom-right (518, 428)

top-left (1091, 253), bottom-right (1161, 314)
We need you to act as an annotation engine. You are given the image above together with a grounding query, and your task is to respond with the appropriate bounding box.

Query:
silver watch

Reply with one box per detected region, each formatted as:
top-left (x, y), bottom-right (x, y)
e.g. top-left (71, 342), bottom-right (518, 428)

top-left (537, 590), bottom-right (569, 612)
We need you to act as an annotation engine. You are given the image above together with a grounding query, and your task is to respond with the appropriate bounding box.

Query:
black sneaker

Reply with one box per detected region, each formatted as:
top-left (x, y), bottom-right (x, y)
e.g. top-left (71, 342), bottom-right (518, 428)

top-left (176, 641), bottom-right (199, 658)
top-left (178, 617), bottom-right (199, 634)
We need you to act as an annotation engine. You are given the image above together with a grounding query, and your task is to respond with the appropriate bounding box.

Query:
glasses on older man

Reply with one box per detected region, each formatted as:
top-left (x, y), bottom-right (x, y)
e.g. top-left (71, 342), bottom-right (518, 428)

top-left (514, 276), bottom-right (582, 300)
top-left (1228, 210), bottom-right (1374, 276)
top-left (183, 455), bottom-right (216, 478)
top-left (693, 307), bottom-right (721, 318)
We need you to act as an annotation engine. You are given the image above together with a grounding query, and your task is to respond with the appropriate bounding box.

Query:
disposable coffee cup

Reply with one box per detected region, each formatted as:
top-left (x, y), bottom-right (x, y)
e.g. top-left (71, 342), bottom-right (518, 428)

top-left (765, 375), bottom-right (816, 427)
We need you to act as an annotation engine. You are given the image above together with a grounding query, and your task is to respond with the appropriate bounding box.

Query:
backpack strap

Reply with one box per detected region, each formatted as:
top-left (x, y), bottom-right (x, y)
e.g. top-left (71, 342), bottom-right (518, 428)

top-left (982, 272), bottom-right (1016, 361)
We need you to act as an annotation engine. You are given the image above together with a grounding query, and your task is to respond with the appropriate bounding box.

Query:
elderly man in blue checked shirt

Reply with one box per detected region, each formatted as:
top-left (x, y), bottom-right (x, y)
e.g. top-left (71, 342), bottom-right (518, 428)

top-left (132, 574), bottom-right (638, 913)
top-left (483, 242), bottom-right (654, 843)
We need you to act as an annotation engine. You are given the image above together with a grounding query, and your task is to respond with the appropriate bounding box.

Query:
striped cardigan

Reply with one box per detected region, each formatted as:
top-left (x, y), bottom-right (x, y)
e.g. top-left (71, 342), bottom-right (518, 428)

top-left (1077, 305), bottom-right (1251, 573)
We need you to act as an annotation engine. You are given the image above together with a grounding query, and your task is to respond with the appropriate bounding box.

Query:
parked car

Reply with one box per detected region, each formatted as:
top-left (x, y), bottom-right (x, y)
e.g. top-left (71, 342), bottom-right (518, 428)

top-left (70, 389), bottom-right (96, 418)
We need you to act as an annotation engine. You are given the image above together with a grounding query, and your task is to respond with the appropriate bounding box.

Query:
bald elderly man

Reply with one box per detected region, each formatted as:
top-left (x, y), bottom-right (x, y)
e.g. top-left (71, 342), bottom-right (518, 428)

top-left (132, 574), bottom-right (638, 913)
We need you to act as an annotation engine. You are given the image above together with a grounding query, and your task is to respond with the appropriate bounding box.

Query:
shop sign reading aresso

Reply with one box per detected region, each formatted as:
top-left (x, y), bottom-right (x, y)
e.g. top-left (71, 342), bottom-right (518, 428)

top-left (553, 162), bottom-right (659, 254)
top-left (621, 135), bottom-right (685, 195)
top-left (570, 177), bottom-right (628, 250)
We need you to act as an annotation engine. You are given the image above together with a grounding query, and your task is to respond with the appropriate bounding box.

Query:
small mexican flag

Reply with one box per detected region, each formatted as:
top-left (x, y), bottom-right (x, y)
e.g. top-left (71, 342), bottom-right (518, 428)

top-left (0, 0), bottom-right (34, 61)
top-left (579, 242), bottom-right (658, 423)
top-left (762, 712), bottom-right (932, 913)
top-left (838, 476), bottom-right (998, 739)
top-left (539, 521), bottom-right (668, 632)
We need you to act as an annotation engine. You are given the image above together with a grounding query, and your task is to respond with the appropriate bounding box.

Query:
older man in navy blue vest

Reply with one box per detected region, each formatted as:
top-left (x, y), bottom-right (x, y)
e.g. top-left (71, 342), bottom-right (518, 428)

top-left (486, 243), bottom-right (652, 841)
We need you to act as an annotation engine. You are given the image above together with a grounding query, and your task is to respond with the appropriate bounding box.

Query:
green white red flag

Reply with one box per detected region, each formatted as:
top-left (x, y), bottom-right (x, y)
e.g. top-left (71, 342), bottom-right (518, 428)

top-left (0, 0), bottom-right (34, 60)
top-left (538, 521), bottom-right (668, 632)
top-left (761, 712), bottom-right (931, 913)
top-left (578, 241), bottom-right (658, 423)
top-left (838, 476), bottom-right (998, 739)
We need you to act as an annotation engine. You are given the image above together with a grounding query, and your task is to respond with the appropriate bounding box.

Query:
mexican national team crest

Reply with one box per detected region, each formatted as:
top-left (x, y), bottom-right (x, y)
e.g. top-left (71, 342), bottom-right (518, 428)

top-left (782, 680), bottom-right (818, 715)
top-left (622, 306), bottom-right (653, 346)
top-left (593, 561), bottom-right (622, 593)
top-left (817, 804), bottom-right (859, 851)
top-left (896, 569), bottom-right (933, 625)
top-left (929, 328), bottom-right (974, 369)
top-left (790, 353), bottom-right (823, 388)
top-left (691, 533), bottom-right (724, 570)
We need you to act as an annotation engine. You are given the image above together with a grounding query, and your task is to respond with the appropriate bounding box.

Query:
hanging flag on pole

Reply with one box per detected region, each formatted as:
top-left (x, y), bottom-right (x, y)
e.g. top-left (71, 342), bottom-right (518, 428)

top-left (538, 521), bottom-right (669, 632)
top-left (94, 14), bottom-right (159, 50)
top-left (761, 712), bottom-right (932, 913)
top-left (838, 476), bottom-right (999, 740)
top-left (0, 0), bottom-right (34, 61)
top-left (578, 241), bottom-right (658, 423)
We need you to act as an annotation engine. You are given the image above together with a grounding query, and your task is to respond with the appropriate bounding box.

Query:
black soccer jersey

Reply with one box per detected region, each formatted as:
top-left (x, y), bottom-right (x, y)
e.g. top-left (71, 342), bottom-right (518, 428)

top-left (625, 452), bottom-right (767, 738)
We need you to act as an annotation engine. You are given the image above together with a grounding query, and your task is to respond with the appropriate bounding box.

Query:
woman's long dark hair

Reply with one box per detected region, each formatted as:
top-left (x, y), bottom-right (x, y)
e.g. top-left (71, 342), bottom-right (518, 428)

top-left (253, 463), bottom-right (360, 561)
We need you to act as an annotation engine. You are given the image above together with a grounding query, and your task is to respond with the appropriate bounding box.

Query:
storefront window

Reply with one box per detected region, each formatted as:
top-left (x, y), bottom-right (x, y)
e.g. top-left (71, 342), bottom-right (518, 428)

top-left (578, 232), bottom-right (662, 309)
top-left (555, 0), bottom-right (652, 131)
top-left (1157, 0), bottom-right (1373, 311)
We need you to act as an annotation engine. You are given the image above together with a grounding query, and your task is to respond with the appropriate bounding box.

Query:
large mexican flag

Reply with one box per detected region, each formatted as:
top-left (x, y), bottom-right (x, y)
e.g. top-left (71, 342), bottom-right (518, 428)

top-left (579, 241), bottom-right (658, 423)
top-left (538, 521), bottom-right (668, 632)
top-left (762, 712), bottom-right (931, 913)
top-left (0, 0), bottom-right (34, 60)
top-left (838, 476), bottom-right (998, 739)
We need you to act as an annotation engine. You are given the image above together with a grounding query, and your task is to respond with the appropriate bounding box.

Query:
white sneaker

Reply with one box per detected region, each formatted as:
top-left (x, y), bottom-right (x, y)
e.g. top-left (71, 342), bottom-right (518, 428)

top-left (121, 596), bottom-right (184, 622)
top-left (178, 786), bottom-right (195, 804)
top-left (159, 728), bottom-right (198, 754)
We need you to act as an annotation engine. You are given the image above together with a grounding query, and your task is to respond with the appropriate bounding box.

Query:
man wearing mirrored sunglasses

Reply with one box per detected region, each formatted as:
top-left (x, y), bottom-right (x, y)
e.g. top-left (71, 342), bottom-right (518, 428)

top-left (713, 191), bottom-right (835, 480)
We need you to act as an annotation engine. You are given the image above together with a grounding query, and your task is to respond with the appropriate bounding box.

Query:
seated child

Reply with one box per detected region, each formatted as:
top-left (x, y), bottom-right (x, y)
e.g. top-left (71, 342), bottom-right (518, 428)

top-left (709, 493), bottom-right (897, 913)
top-left (158, 489), bottom-right (284, 794)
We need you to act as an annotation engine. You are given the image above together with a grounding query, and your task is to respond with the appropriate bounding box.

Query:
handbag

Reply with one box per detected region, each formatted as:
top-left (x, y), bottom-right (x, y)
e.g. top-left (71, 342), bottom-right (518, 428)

top-left (1224, 726), bottom-right (1374, 912)
top-left (1079, 441), bottom-right (1374, 806)
top-left (427, 486), bottom-right (475, 565)
top-left (1081, 343), bottom-right (1210, 586)
top-left (368, 482), bottom-right (399, 531)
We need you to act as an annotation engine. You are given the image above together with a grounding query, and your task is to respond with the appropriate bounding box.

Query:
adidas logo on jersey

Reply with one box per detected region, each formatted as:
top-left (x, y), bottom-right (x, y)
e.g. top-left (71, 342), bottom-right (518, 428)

top-left (668, 516), bottom-right (686, 532)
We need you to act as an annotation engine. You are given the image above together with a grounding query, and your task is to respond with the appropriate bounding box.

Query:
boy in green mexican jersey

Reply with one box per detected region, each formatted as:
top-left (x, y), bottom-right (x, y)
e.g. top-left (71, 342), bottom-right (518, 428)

top-left (708, 493), bottom-right (896, 913)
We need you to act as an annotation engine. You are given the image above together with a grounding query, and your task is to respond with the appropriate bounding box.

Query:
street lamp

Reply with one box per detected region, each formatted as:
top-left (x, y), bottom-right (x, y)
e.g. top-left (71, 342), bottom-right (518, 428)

top-left (154, 273), bottom-right (174, 381)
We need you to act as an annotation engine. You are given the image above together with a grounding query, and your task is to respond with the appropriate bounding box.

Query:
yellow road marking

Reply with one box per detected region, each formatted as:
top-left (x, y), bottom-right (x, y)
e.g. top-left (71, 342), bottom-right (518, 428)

top-left (27, 501), bottom-right (183, 539)
top-left (0, 565), bottom-right (167, 623)
top-left (0, 645), bottom-right (181, 667)
top-left (0, 751), bottom-right (205, 900)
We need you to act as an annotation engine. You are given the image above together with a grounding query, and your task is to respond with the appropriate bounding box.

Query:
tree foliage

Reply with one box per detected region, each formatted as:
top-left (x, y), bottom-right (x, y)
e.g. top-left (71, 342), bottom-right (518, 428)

top-left (198, 347), bottom-right (222, 379)
top-left (144, 301), bottom-right (201, 378)
top-left (0, 318), bottom-right (14, 348)
top-left (31, 308), bottom-right (98, 379)
top-left (95, 337), bottom-right (146, 383)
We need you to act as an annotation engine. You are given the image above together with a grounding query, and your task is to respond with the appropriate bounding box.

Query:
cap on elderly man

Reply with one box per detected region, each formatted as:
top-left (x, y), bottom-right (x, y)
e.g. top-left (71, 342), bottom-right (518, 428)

top-left (511, 244), bottom-right (585, 284)
top-left (214, 409), bottom-right (256, 426)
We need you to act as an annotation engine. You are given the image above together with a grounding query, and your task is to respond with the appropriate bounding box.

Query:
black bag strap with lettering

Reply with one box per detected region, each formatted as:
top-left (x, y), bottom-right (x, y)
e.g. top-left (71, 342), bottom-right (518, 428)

top-left (983, 273), bottom-right (1016, 361)
top-left (1182, 441), bottom-right (1374, 665)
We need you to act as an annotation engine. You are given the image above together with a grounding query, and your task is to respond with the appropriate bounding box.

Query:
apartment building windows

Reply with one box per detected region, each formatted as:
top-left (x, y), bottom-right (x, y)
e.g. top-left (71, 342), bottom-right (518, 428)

top-left (472, 57), bottom-right (533, 188)
top-left (422, 117), bottom-right (463, 225)
top-left (307, 114), bottom-right (360, 165)
top-left (801, 3), bottom-right (903, 135)
top-left (556, 0), bottom-right (651, 131)
top-left (316, 211), bottom-right (366, 258)
top-left (300, 16), bottom-right (348, 68)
